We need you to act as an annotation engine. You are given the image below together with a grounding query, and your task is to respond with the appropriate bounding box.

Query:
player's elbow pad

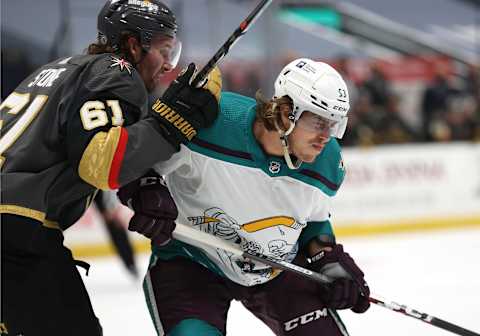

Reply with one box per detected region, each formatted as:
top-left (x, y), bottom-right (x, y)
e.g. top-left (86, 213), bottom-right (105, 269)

top-left (78, 126), bottom-right (128, 190)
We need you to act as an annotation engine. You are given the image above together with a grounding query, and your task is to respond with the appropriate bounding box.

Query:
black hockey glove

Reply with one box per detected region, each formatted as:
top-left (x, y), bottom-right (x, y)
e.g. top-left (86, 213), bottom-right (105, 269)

top-left (151, 63), bottom-right (220, 149)
top-left (117, 171), bottom-right (177, 246)
top-left (309, 244), bottom-right (370, 313)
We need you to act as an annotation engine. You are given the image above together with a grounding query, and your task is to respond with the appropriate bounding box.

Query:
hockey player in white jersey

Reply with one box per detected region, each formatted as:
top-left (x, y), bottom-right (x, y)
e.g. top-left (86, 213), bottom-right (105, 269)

top-left (119, 58), bottom-right (370, 335)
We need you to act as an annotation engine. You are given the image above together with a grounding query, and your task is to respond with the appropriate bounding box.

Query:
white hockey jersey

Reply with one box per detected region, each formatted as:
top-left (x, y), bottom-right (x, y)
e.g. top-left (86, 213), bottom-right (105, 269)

top-left (153, 92), bottom-right (345, 287)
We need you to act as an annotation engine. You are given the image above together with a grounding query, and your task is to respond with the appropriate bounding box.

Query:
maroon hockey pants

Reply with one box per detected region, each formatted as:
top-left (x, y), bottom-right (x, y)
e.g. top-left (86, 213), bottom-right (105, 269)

top-left (144, 256), bottom-right (350, 336)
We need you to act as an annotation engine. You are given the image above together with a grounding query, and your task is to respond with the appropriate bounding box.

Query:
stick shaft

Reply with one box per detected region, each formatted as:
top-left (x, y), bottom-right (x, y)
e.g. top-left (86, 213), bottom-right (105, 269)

top-left (244, 250), bottom-right (333, 283)
top-left (191, 0), bottom-right (273, 87)
top-left (173, 222), bottom-right (242, 256)
top-left (370, 297), bottom-right (480, 336)
top-left (172, 223), bottom-right (479, 336)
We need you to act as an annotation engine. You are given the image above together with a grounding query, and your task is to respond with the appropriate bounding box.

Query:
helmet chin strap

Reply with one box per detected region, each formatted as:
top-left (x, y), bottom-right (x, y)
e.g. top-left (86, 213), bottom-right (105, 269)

top-left (274, 119), bottom-right (303, 170)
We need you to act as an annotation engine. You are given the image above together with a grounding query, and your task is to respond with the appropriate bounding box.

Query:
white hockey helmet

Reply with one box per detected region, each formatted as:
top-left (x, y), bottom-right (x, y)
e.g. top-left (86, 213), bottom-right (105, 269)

top-left (274, 58), bottom-right (350, 138)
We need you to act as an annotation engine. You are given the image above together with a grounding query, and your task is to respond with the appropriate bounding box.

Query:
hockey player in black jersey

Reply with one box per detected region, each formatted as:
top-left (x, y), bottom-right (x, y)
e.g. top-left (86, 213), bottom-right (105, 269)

top-left (0, 1), bottom-right (221, 335)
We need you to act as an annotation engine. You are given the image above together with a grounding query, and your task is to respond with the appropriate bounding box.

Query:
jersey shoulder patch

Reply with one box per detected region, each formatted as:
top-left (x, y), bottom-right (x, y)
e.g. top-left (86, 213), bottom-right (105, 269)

top-left (75, 54), bottom-right (147, 109)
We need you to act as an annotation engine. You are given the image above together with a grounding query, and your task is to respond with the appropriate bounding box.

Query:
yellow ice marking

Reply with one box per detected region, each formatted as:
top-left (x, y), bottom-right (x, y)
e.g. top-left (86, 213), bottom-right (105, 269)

top-left (241, 216), bottom-right (295, 233)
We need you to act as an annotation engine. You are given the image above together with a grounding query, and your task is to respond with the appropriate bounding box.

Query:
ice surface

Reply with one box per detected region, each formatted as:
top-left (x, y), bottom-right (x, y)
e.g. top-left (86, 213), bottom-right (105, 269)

top-left (82, 228), bottom-right (480, 335)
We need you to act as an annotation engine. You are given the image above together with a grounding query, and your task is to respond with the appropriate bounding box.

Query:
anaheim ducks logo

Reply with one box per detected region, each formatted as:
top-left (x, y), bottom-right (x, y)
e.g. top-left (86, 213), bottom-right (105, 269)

top-left (188, 207), bottom-right (304, 240)
top-left (110, 56), bottom-right (133, 75)
top-left (188, 209), bottom-right (304, 257)
top-left (188, 208), bottom-right (304, 282)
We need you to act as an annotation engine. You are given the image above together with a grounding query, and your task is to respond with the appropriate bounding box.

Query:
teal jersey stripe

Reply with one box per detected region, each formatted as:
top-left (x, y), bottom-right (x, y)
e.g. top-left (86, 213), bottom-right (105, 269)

top-left (189, 138), bottom-right (257, 168)
top-left (294, 138), bottom-right (345, 196)
top-left (187, 92), bottom-right (258, 167)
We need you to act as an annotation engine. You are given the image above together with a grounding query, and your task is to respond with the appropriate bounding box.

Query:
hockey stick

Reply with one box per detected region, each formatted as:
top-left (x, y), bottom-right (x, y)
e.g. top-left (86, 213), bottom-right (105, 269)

top-left (173, 223), bottom-right (480, 336)
top-left (368, 296), bottom-right (479, 336)
top-left (191, 0), bottom-right (273, 87)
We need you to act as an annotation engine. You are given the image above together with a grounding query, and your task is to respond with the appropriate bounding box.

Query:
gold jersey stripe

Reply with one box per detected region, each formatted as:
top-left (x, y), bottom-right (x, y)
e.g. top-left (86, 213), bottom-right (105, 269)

top-left (0, 204), bottom-right (60, 229)
top-left (79, 126), bottom-right (122, 190)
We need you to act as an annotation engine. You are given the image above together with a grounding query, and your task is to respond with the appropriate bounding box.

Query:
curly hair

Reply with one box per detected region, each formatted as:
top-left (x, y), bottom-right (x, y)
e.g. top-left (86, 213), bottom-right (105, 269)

top-left (255, 91), bottom-right (293, 132)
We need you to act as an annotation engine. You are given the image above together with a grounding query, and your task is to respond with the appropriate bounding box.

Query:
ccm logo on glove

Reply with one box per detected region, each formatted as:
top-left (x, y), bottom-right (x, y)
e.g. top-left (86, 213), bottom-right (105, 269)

top-left (151, 99), bottom-right (197, 140)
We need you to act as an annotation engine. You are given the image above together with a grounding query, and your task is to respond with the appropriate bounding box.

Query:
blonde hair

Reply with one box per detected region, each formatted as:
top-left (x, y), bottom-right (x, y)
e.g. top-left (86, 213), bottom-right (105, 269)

top-left (255, 90), bottom-right (293, 132)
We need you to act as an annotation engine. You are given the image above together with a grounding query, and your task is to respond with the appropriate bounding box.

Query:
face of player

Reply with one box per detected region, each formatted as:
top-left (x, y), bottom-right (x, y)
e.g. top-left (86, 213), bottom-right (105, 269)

top-left (135, 35), bottom-right (179, 92)
top-left (286, 111), bottom-right (336, 163)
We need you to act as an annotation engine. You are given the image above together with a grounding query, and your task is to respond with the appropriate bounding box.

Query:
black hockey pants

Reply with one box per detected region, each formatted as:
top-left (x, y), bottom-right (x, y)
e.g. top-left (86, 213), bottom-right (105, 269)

top-left (1, 214), bottom-right (102, 336)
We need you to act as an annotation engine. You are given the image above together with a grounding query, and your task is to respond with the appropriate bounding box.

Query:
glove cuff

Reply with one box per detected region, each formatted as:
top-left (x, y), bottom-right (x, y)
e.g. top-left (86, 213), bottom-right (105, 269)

top-left (310, 234), bottom-right (336, 248)
top-left (151, 98), bottom-right (198, 142)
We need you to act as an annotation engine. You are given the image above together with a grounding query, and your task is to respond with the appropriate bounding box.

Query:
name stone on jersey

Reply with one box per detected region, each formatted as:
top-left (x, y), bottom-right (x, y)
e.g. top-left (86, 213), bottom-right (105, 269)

top-left (28, 68), bottom-right (66, 88)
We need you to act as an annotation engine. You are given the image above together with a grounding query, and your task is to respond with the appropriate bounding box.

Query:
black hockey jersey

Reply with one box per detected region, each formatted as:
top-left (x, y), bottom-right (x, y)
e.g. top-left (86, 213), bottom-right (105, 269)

top-left (0, 53), bottom-right (176, 229)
